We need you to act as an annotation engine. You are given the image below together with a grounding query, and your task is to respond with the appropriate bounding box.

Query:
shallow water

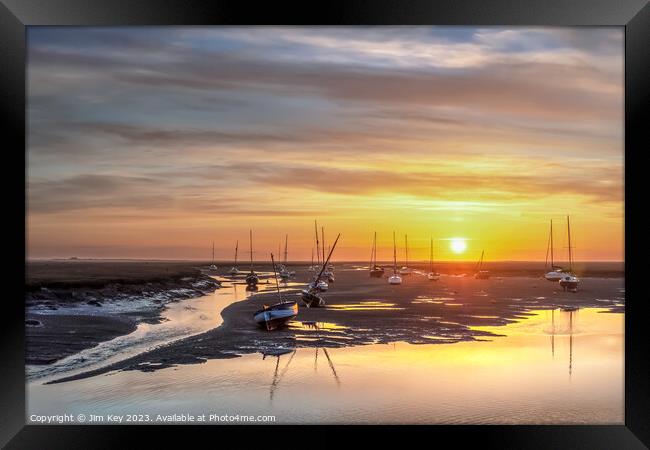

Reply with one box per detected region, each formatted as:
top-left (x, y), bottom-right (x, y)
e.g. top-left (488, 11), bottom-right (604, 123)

top-left (26, 276), bottom-right (291, 381)
top-left (27, 306), bottom-right (623, 424)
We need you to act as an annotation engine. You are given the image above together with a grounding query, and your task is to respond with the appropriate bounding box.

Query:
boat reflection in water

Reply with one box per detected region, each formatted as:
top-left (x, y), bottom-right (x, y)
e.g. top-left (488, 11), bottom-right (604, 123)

top-left (28, 307), bottom-right (622, 424)
top-left (263, 323), bottom-right (341, 402)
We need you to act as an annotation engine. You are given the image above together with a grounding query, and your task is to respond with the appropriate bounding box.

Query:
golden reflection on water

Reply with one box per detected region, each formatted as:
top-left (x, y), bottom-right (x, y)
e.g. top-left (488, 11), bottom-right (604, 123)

top-left (28, 307), bottom-right (623, 424)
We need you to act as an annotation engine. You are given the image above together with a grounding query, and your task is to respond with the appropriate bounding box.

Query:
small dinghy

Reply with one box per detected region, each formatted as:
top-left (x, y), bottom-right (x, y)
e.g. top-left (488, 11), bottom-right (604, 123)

top-left (254, 254), bottom-right (298, 330)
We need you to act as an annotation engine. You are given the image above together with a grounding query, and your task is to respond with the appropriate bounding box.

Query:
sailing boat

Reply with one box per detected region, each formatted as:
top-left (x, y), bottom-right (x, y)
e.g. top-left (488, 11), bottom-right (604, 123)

top-left (474, 250), bottom-right (490, 279)
top-left (388, 231), bottom-right (403, 285)
top-left (309, 247), bottom-right (316, 271)
top-left (321, 227), bottom-right (335, 283)
top-left (253, 253), bottom-right (298, 330)
top-left (559, 216), bottom-right (580, 292)
top-left (207, 242), bottom-right (218, 273)
top-left (245, 229), bottom-right (259, 287)
top-left (399, 234), bottom-right (412, 275)
top-left (279, 234), bottom-right (291, 280)
top-left (228, 240), bottom-right (239, 275)
top-left (302, 233), bottom-right (341, 307)
top-left (544, 219), bottom-right (566, 281)
top-left (427, 237), bottom-right (440, 281)
top-left (369, 231), bottom-right (384, 277)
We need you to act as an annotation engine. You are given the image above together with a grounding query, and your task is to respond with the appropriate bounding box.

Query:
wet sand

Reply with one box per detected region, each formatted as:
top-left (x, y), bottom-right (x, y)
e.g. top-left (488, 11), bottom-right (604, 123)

top-left (46, 266), bottom-right (624, 384)
top-left (26, 260), bottom-right (220, 364)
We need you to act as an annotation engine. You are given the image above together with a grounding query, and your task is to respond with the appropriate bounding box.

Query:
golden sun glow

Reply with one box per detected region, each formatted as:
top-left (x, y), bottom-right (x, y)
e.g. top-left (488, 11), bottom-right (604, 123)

top-left (450, 238), bottom-right (468, 254)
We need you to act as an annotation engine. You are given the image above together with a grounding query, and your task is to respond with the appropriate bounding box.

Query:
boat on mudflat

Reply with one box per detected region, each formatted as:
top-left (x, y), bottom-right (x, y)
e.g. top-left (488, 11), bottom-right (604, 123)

top-left (369, 231), bottom-right (384, 278)
top-left (253, 253), bottom-right (298, 330)
top-left (254, 301), bottom-right (298, 331)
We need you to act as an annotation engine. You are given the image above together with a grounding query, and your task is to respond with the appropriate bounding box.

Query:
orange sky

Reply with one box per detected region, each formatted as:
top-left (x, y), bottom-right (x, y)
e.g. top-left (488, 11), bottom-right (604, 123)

top-left (27, 27), bottom-right (624, 261)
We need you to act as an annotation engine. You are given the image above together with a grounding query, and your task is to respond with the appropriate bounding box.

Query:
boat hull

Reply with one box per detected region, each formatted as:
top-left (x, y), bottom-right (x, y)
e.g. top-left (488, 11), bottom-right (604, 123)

top-left (370, 269), bottom-right (384, 278)
top-left (245, 273), bottom-right (259, 286)
top-left (545, 271), bottom-right (565, 281)
top-left (398, 267), bottom-right (412, 276)
top-left (388, 275), bottom-right (402, 285)
top-left (427, 272), bottom-right (440, 281)
top-left (559, 275), bottom-right (580, 291)
top-left (254, 301), bottom-right (298, 330)
top-left (474, 271), bottom-right (490, 279)
top-left (301, 290), bottom-right (325, 308)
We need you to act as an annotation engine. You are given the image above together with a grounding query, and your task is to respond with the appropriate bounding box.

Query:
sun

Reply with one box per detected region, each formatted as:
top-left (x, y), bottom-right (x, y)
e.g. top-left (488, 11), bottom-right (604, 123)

top-left (450, 238), bottom-right (467, 254)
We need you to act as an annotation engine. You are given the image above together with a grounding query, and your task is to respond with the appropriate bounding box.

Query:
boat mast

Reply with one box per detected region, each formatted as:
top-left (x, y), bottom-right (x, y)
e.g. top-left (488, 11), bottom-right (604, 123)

top-left (567, 215), bottom-right (573, 273)
top-left (429, 237), bottom-right (433, 273)
top-left (321, 227), bottom-right (325, 266)
top-left (270, 253), bottom-right (283, 302)
top-left (284, 234), bottom-right (288, 264)
top-left (314, 220), bottom-right (320, 266)
top-left (234, 240), bottom-right (238, 265)
top-left (393, 231), bottom-right (397, 274)
top-left (550, 219), bottom-right (554, 269)
top-left (370, 232), bottom-right (376, 269)
top-left (476, 250), bottom-right (484, 272)
top-left (249, 229), bottom-right (253, 271)
top-left (313, 234), bottom-right (341, 282)
top-left (405, 234), bottom-right (409, 268)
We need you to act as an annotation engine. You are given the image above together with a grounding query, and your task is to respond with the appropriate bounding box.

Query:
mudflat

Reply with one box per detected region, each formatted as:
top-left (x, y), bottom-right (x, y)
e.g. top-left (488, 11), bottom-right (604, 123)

top-left (46, 264), bottom-right (624, 384)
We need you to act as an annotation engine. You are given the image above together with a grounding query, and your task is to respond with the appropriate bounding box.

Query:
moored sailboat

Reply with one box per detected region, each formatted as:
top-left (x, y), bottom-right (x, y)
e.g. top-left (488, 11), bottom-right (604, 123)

top-left (245, 229), bottom-right (259, 287)
top-left (474, 250), bottom-right (490, 279)
top-left (388, 231), bottom-right (403, 285)
top-left (228, 240), bottom-right (239, 275)
top-left (398, 234), bottom-right (412, 275)
top-left (207, 242), bottom-right (218, 273)
top-left (427, 237), bottom-right (440, 281)
top-left (369, 231), bottom-right (384, 277)
top-left (544, 219), bottom-right (566, 281)
top-left (559, 216), bottom-right (580, 292)
top-left (253, 253), bottom-right (298, 330)
top-left (302, 233), bottom-right (341, 307)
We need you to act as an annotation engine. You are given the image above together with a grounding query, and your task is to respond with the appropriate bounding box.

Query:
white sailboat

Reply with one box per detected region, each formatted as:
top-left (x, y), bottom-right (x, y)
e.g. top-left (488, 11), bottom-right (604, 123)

top-left (245, 229), bottom-right (259, 287)
top-left (398, 234), bottom-right (412, 275)
top-left (544, 219), bottom-right (566, 281)
top-left (559, 216), bottom-right (580, 292)
top-left (427, 237), bottom-right (440, 281)
top-left (228, 240), bottom-right (239, 275)
top-left (388, 231), bottom-right (403, 285)
top-left (207, 242), bottom-right (218, 273)
top-left (279, 234), bottom-right (291, 280)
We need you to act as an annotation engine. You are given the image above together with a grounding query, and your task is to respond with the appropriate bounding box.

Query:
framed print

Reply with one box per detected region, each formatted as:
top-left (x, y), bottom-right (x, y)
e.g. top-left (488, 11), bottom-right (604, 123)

top-left (1, 0), bottom-right (648, 448)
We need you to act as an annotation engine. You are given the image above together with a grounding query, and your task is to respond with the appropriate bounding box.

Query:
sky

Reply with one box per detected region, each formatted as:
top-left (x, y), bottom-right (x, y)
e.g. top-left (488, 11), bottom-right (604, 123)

top-left (27, 26), bottom-right (624, 262)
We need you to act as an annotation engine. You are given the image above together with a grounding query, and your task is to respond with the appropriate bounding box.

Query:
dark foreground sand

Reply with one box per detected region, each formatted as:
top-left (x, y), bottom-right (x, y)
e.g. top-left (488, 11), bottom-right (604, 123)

top-left (26, 260), bottom-right (220, 364)
top-left (46, 264), bottom-right (624, 384)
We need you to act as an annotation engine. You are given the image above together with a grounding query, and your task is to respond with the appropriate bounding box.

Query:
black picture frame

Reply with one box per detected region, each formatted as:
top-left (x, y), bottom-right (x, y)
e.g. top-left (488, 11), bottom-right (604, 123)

top-left (1, 1), bottom-right (648, 448)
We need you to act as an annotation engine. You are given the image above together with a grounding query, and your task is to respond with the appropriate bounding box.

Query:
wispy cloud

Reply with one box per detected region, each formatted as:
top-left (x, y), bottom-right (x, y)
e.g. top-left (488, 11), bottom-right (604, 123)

top-left (26, 27), bottom-right (624, 260)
